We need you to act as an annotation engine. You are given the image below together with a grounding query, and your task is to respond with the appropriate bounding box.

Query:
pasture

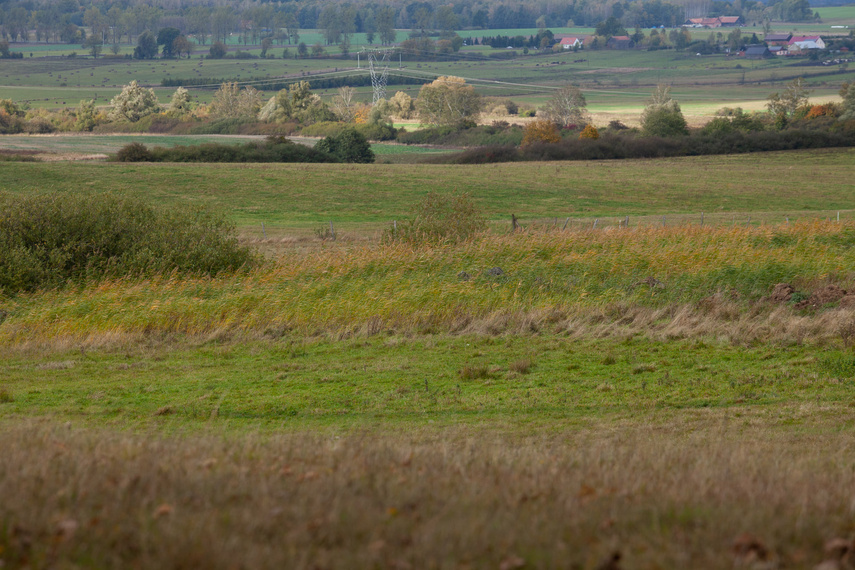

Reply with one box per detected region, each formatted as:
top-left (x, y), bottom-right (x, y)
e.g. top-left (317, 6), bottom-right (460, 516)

top-left (2, 17), bottom-right (855, 560)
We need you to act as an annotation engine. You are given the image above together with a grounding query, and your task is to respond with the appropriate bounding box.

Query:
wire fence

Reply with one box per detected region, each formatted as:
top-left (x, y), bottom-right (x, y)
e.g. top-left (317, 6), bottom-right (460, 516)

top-left (237, 209), bottom-right (855, 250)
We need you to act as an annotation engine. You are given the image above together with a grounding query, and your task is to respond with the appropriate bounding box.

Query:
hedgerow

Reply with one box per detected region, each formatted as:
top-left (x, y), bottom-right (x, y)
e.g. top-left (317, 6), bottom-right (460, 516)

top-left (438, 128), bottom-right (855, 164)
top-left (114, 136), bottom-right (337, 163)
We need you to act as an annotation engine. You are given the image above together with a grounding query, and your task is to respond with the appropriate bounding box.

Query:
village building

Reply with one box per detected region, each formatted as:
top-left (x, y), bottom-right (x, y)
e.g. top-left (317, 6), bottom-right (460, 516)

top-left (606, 35), bottom-right (634, 49)
top-left (559, 37), bottom-right (584, 49)
top-left (744, 45), bottom-right (773, 59)
top-left (764, 33), bottom-right (793, 46)
top-left (788, 35), bottom-right (826, 50)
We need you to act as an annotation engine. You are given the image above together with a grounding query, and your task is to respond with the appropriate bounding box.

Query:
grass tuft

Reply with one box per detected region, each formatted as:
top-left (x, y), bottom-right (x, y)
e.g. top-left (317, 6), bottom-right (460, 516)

top-left (459, 364), bottom-right (490, 380)
top-left (509, 358), bottom-right (534, 374)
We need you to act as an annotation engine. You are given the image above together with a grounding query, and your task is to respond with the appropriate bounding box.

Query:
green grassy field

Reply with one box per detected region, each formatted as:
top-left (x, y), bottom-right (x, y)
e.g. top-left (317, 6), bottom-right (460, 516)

top-left (0, 149), bottom-right (851, 228)
top-left (2, 146), bottom-right (855, 567)
top-left (2, 15), bottom-right (855, 563)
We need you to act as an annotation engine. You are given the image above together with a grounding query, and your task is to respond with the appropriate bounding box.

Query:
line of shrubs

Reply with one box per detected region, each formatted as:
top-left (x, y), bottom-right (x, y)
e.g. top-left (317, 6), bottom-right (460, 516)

top-left (114, 132), bottom-right (375, 164)
top-left (0, 193), bottom-right (257, 295)
top-left (115, 136), bottom-right (336, 163)
top-left (436, 128), bottom-right (855, 164)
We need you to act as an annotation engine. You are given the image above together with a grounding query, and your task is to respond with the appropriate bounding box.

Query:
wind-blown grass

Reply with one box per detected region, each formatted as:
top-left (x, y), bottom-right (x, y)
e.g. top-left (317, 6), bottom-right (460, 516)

top-left (2, 221), bottom-right (853, 347)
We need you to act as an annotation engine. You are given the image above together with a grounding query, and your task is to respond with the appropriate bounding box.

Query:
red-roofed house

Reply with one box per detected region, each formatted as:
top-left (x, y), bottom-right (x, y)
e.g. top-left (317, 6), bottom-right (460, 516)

top-left (559, 37), bottom-right (583, 49)
top-left (788, 35), bottom-right (825, 50)
top-left (718, 16), bottom-right (742, 26)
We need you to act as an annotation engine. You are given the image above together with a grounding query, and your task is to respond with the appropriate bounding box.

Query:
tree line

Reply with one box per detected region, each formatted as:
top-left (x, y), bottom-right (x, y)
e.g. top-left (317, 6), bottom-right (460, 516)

top-left (0, 0), bottom-right (823, 50)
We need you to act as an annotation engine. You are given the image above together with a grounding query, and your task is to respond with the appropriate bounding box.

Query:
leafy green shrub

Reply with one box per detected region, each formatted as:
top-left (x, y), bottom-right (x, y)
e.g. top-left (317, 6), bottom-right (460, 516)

top-left (384, 191), bottom-right (486, 245)
top-left (397, 124), bottom-right (522, 146)
top-left (315, 129), bottom-right (374, 163)
top-left (300, 121), bottom-right (346, 138)
top-left (116, 142), bottom-right (153, 162)
top-left (0, 193), bottom-right (257, 294)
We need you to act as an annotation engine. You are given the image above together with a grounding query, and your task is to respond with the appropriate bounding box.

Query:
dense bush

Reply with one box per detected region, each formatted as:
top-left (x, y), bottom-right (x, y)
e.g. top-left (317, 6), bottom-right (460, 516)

top-left (315, 129), bottom-right (375, 163)
top-left (115, 137), bottom-right (337, 163)
top-left (397, 124), bottom-right (523, 147)
top-left (0, 193), bottom-right (257, 294)
top-left (115, 142), bottom-right (153, 162)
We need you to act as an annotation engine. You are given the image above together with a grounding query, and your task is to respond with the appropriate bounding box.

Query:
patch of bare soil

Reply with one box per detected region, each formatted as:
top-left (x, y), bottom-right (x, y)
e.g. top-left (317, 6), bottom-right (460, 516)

top-left (768, 283), bottom-right (795, 303)
top-left (34, 153), bottom-right (108, 162)
top-left (577, 67), bottom-right (654, 74)
top-left (795, 284), bottom-right (848, 310)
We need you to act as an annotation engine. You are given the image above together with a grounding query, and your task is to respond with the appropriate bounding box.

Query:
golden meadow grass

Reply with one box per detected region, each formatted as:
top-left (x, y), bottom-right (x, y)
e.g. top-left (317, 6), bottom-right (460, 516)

top-left (3, 415), bottom-right (855, 569)
top-left (2, 220), bottom-right (854, 348)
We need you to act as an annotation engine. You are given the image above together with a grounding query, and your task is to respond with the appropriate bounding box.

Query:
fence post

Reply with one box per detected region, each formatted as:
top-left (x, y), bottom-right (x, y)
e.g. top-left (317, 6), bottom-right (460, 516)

top-left (262, 222), bottom-right (266, 239)
top-left (661, 215), bottom-right (666, 227)
top-left (562, 217), bottom-right (570, 231)
top-left (624, 215), bottom-right (629, 228)
top-left (593, 218), bottom-right (598, 229)
top-left (511, 214), bottom-right (519, 232)
top-left (701, 212), bottom-right (704, 226)
top-left (330, 221), bottom-right (336, 241)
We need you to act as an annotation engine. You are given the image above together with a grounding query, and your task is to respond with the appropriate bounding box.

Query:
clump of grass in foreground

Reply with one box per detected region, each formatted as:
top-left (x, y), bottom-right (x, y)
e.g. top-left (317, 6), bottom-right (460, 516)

top-left (3, 221), bottom-right (855, 346)
top-left (0, 192), bottom-right (258, 294)
top-left (1, 420), bottom-right (854, 569)
top-left (383, 191), bottom-right (486, 245)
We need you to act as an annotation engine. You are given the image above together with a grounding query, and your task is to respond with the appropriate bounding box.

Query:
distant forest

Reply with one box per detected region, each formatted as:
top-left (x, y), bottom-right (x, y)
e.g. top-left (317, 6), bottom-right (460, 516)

top-left (0, 0), bottom-right (820, 47)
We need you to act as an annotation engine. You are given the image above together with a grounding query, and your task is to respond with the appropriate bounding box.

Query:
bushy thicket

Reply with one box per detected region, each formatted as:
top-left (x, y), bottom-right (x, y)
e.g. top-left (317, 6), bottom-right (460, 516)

top-left (440, 128), bottom-right (855, 164)
top-left (300, 120), bottom-right (397, 141)
top-left (115, 136), bottom-right (337, 163)
top-left (315, 129), bottom-right (375, 163)
top-left (0, 193), bottom-right (257, 294)
top-left (397, 123), bottom-right (524, 147)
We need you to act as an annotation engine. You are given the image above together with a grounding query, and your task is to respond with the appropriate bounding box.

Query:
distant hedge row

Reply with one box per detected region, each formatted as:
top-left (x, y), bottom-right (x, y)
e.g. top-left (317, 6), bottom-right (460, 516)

top-left (439, 128), bottom-right (855, 164)
top-left (115, 136), bottom-right (337, 163)
top-left (161, 74), bottom-right (431, 91)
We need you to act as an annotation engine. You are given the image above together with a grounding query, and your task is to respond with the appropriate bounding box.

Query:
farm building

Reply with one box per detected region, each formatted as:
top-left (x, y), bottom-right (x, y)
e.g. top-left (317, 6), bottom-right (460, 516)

top-left (744, 45), bottom-right (773, 59)
top-left (764, 33), bottom-right (792, 46)
top-left (607, 36), bottom-right (634, 49)
top-left (559, 37), bottom-right (584, 49)
top-left (788, 36), bottom-right (826, 50)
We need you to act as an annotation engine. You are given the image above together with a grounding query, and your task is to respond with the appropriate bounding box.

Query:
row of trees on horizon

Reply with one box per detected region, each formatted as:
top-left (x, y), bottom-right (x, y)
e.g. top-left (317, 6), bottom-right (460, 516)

top-left (0, 0), bottom-right (821, 47)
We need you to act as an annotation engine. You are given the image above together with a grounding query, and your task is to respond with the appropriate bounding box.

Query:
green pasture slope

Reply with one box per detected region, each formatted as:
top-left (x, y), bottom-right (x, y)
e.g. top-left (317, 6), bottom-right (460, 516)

top-left (1, 333), bottom-right (851, 431)
top-left (0, 149), bottom-right (851, 228)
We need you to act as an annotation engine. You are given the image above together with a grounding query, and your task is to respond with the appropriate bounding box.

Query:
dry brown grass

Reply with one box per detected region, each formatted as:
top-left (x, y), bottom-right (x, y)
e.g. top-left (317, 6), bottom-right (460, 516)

top-left (2, 417), bottom-right (854, 569)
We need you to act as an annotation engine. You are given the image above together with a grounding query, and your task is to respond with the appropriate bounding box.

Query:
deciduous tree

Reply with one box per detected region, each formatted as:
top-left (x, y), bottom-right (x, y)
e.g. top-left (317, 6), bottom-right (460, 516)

top-left (416, 76), bottom-right (481, 127)
top-left (109, 80), bottom-right (160, 122)
top-left (641, 85), bottom-right (688, 136)
top-left (540, 85), bottom-right (588, 127)
top-left (521, 119), bottom-right (561, 147)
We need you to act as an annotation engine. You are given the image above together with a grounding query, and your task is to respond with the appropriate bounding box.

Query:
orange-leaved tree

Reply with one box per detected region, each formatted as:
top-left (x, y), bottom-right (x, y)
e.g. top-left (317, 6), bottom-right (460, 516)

top-left (579, 124), bottom-right (599, 139)
top-left (521, 119), bottom-right (561, 147)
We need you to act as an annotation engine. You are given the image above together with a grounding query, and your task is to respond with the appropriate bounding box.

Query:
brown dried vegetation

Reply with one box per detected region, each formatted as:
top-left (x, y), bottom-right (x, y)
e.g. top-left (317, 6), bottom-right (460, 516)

top-left (2, 419), bottom-right (855, 569)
